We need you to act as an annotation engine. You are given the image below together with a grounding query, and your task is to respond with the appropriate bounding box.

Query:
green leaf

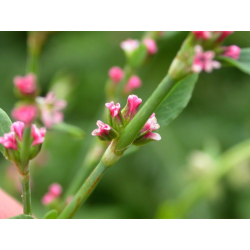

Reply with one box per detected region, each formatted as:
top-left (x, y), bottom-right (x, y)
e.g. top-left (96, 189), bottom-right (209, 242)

top-left (52, 122), bottom-right (85, 139)
top-left (8, 214), bottom-right (35, 219)
top-left (43, 209), bottom-right (58, 219)
top-left (128, 44), bottom-right (147, 69)
top-left (155, 74), bottom-right (199, 128)
top-left (218, 48), bottom-right (250, 75)
top-left (0, 108), bottom-right (12, 155)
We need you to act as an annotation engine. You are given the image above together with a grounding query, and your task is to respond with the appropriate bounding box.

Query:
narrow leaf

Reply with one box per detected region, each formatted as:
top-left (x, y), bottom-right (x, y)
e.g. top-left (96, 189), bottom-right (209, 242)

top-left (52, 122), bottom-right (85, 139)
top-left (0, 108), bottom-right (12, 155)
top-left (155, 74), bottom-right (199, 128)
top-left (9, 214), bottom-right (34, 219)
top-left (218, 48), bottom-right (250, 75)
top-left (43, 209), bottom-right (58, 219)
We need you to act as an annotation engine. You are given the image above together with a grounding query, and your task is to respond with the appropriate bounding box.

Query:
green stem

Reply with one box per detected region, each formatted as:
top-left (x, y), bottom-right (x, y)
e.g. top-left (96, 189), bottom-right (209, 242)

top-left (19, 172), bottom-right (32, 215)
top-left (58, 160), bottom-right (107, 219)
top-left (20, 126), bottom-right (31, 174)
top-left (115, 74), bottom-right (177, 153)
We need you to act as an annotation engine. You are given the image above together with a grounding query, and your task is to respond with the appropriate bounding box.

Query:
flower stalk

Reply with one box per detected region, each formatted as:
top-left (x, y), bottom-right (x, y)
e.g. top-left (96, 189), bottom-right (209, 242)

top-left (19, 172), bottom-right (32, 215)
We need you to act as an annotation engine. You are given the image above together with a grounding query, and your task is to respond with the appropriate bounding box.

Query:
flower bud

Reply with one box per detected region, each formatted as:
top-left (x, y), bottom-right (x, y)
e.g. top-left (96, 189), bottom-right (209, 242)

top-left (49, 183), bottom-right (62, 197)
top-left (133, 113), bottom-right (161, 146)
top-left (121, 95), bottom-right (142, 124)
top-left (143, 38), bottom-right (158, 55)
top-left (109, 67), bottom-right (124, 84)
top-left (216, 31), bottom-right (233, 42)
top-left (222, 45), bottom-right (241, 60)
top-left (192, 45), bottom-right (221, 73)
top-left (124, 75), bottom-right (142, 94)
top-left (120, 39), bottom-right (140, 55)
top-left (105, 102), bottom-right (123, 131)
top-left (12, 105), bottom-right (38, 126)
top-left (13, 73), bottom-right (37, 96)
top-left (91, 120), bottom-right (119, 141)
top-left (192, 31), bottom-right (211, 40)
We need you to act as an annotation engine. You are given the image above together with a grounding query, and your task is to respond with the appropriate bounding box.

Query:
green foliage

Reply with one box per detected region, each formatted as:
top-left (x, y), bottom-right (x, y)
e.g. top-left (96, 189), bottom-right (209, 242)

top-left (155, 74), bottom-right (199, 128)
top-left (8, 214), bottom-right (35, 219)
top-left (43, 209), bottom-right (58, 219)
top-left (218, 48), bottom-right (250, 74)
top-left (52, 122), bottom-right (85, 139)
top-left (128, 44), bottom-right (147, 69)
top-left (0, 108), bottom-right (12, 155)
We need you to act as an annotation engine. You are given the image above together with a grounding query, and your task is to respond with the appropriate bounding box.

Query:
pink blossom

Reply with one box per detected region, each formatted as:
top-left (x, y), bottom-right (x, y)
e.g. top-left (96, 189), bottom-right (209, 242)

top-left (223, 45), bottom-right (241, 60)
top-left (49, 183), bottom-right (62, 197)
top-left (13, 73), bottom-right (37, 95)
top-left (122, 95), bottom-right (142, 120)
top-left (120, 39), bottom-right (139, 53)
top-left (37, 92), bottom-right (67, 128)
top-left (0, 132), bottom-right (17, 150)
top-left (143, 38), bottom-right (158, 55)
top-left (12, 105), bottom-right (38, 125)
top-left (91, 120), bottom-right (111, 137)
top-left (216, 31), bottom-right (234, 42)
top-left (109, 67), bottom-right (124, 84)
top-left (11, 121), bottom-right (25, 141)
top-left (42, 193), bottom-right (55, 205)
top-left (31, 124), bottom-right (46, 146)
top-left (124, 76), bottom-right (142, 94)
top-left (105, 102), bottom-right (121, 118)
top-left (192, 45), bottom-right (221, 73)
top-left (192, 31), bottom-right (211, 40)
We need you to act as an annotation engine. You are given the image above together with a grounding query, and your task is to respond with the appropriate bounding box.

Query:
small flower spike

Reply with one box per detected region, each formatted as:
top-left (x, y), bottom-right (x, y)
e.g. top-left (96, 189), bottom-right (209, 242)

top-left (122, 95), bottom-right (142, 124)
top-left (42, 193), bottom-right (55, 205)
top-left (109, 67), bottom-right (124, 84)
top-left (143, 38), bottom-right (158, 55)
top-left (12, 105), bottom-right (38, 125)
top-left (124, 75), bottom-right (142, 94)
top-left (13, 73), bottom-right (37, 96)
top-left (223, 45), bottom-right (241, 60)
top-left (0, 132), bottom-right (17, 150)
top-left (105, 102), bottom-right (121, 118)
top-left (120, 39), bottom-right (140, 54)
top-left (42, 183), bottom-right (62, 205)
top-left (91, 120), bottom-right (118, 141)
top-left (192, 31), bottom-right (211, 40)
top-left (37, 92), bottom-right (67, 128)
top-left (192, 45), bottom-right (221, 73)
top-left (11, 121), bottom-right (25, 141)
top-left (133, 113), bottom-right (161, 146)
top-left (31, 125), bottom-right (46, 146)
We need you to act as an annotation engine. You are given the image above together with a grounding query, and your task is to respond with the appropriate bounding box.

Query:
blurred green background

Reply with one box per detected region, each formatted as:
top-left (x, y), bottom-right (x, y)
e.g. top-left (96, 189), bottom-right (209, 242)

top-left (1, 31), bottom-right (250, 219)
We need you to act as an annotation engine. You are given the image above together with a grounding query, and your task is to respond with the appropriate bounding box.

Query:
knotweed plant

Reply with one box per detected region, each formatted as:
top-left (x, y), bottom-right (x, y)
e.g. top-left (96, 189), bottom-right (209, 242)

top-left (0, 31), bottom-right (248, 219)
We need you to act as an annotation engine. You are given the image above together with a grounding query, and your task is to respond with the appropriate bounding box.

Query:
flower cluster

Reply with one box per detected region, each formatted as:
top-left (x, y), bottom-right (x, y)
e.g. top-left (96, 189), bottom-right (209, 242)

top-left (42, 183), bottom-right (62, 205)
top-left (0, 121), bottom-right (46, 166)
top-left (191, 31), bottom-right (240, 74)
top-left (92, 95), bottom-right (161, 146)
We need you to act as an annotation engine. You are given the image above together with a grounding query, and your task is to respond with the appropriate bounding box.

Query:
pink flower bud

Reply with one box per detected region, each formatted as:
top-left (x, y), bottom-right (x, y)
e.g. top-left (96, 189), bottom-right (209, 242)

top-left (216, 31), bottom-right (234, 42)
top-left (192, 31), bottom-right (211, 40)
top-left (31, 124), bottom-right (46, 146)
top-left (42, 193), bottom-right (55, 205)
top-left (143, 38), bottom-right (158, 55)
top-left (12, 105), bottom-right (38, 125)
top-left (140, 113), bottom-right (160, 133)
top-left (192, 45), bottom-right (221, 73)
top-left (109, 67), bottom-right (124, 84)
top-left (0, 132), bottom-right (17, 150)
top-left (124, 76), bottom-right (142, 94)
top-left (105, 102), bottom-right (121, 118)
top-left (13, 73), bottom-right (37, 95)
top-left (11, 121), bottom-right (25, 141)
top-left (122, 95), bottom-right (142, 121)
top-left (120, 39), bottom-right (140, 53)
top-left (49, 183), bottom-right (62, 197)
top-left (223, 45), bottom-right (241, 60)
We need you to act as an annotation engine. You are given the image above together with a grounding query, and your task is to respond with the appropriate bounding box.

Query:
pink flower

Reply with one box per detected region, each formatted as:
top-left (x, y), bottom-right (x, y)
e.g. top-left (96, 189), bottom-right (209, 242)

top-left (31, 124), bottom-right (46, 146)
top-left (49, 183), bottom-right (62, 197)
top-left (105, 102), bottom-right (121, 118)
top-left (141, 113), bottom-right (161, 141)
top-left (192, 31), bottom-right (211, 40)
top-left (13, 73), bottom-right (37, 95)
top-left (42, 193), bottom-right (55, 205)
top-left (11, 121), bottom-right (25, 141)
top-left (91, 120), bottom-right (111, 137)
top-left (37, 92), bottom-right (67, 128)
top-left (223, 45), bottom-right (241, 60)
top-left (143, 38), bottom-right (158, 55)
top-left (122, 95), bottom-right (142, 121)
top-left (109, 67), bottom-right (124, 84)
top-left (216, 31), bottom-right (234, 42)
top-left (120, 39), bottom-right (139, 53)
top-left (12, 105), bottom-right (38, 125)
top-left (124, 76), bottom-right (142, 94)
top-left (0, 132), bottom-right (17, 150)
top-left (192, 45), bottom-right (221, 73)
